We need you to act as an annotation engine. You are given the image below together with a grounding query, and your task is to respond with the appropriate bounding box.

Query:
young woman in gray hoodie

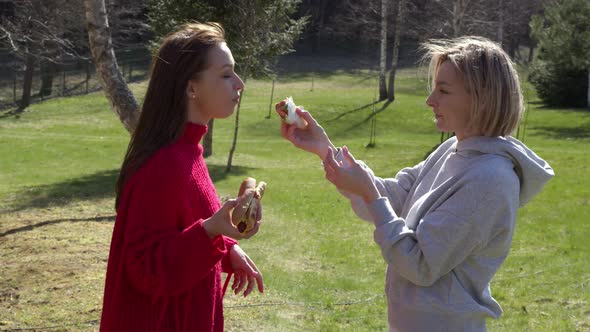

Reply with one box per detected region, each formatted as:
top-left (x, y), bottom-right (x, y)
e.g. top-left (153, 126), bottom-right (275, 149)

top-left (277, 36), bottom-right (554, 331)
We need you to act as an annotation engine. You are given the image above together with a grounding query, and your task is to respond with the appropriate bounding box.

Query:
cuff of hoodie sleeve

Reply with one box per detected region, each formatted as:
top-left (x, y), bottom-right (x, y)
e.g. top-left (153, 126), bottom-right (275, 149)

top-left (366, 197), bottom-right (396, 226)
top-left (368, 197), bottom-right (412, 248)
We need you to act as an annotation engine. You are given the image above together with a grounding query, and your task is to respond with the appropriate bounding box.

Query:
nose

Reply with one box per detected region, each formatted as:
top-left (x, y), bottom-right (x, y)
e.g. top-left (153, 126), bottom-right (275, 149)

top-left (235, 74), bottom-right (245, 92)
top-left (425, 92), bottom-right (436, 108)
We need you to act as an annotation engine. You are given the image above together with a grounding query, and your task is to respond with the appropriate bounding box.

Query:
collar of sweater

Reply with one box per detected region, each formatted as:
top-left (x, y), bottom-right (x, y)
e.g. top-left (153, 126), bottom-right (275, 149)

top-left (178, 122), bottom-right (208, 145)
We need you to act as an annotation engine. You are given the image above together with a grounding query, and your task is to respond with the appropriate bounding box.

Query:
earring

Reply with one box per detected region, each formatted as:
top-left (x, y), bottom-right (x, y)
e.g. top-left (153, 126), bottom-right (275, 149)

top-left (191, 94), bottom-right (196, 99)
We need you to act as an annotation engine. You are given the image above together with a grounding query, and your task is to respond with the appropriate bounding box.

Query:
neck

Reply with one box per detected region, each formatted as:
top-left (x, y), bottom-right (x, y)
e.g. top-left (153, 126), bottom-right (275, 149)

top-left (187, 110), bottom-right (210, 126)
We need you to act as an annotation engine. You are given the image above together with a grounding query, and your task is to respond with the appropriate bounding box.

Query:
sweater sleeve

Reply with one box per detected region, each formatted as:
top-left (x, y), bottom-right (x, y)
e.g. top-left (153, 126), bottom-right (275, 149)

top-left (122, 159), bottom-right (229, 297)
top-left (370, 171), bottom-right (519, 287)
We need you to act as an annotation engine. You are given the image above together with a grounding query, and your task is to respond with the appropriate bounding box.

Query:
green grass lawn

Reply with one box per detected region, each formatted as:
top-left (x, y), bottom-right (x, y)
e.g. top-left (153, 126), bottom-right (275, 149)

top-left (0, 67), bottom-right (589, 331)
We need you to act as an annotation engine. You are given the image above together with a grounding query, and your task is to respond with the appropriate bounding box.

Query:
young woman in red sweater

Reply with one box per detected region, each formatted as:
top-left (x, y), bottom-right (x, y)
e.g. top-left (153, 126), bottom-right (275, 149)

top-left (100, 22), bottom-right (263, 331)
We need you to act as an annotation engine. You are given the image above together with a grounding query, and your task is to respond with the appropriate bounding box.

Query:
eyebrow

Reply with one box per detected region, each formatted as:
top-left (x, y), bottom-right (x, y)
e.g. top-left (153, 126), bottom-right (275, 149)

top-left (435, 80), bottom-right (451, 86)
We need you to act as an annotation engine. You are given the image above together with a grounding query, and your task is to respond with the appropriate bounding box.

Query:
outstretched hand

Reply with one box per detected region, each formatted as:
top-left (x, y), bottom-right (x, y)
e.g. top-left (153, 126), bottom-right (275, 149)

top-left (227, 244), bottom-right (264, 297)
top-left (202, 195), bottom-right (261, 240)
top-left (275, 100), bottom-right (336, 159)
top-left (323, 146), bottom-right (380, 203)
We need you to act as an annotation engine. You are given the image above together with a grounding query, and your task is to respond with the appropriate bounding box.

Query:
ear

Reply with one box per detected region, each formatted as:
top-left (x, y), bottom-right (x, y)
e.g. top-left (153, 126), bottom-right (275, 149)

top-left (186, 80), bottom-right (198, 100)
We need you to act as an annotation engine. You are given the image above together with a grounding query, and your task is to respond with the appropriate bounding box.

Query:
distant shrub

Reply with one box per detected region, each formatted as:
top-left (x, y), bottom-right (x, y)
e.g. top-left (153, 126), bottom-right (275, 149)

top-left (529, 61), bottom-right (587, 108)
top-left (529, 0), bottom-right (590, 108)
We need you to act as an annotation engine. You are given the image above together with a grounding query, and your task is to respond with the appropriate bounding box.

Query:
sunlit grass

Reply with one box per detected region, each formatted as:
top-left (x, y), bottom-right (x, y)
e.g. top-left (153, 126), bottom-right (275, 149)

top-left (0, 67), bottom-right (588, 331)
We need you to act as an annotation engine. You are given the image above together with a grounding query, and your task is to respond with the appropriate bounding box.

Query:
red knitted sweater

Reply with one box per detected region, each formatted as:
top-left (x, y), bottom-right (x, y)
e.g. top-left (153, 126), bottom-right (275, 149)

top-left (100, 122), bottom-right (237, 331)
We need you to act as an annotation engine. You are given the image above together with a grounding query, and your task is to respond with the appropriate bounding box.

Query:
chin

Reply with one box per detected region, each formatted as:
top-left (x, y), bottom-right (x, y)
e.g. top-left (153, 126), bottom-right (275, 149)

top-left (218, 109), bottom-right (235, 119)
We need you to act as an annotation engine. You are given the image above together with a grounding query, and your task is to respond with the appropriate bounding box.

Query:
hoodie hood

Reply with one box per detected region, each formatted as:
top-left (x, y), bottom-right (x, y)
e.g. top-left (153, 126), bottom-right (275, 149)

top-left (455, 136), bottom-right (554, 207)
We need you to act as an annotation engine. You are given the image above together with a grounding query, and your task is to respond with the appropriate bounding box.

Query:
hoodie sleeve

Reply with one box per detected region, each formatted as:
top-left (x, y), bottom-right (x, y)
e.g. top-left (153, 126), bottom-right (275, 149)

top-left (333, 148), bottom-right (424, 220)
top-left (123, 159), bottom-right (229, 297)
top-left (370, 166), bottom-right (520, 286)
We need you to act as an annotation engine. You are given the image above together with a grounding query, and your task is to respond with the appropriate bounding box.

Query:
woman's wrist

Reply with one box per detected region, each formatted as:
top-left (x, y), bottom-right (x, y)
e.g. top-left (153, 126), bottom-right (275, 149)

top-left (202, 219), bottom-right (217, 239)
top-left (317, 141), bottom-right (337, 159)
top-left (362, 183), bottom-right (381, 203)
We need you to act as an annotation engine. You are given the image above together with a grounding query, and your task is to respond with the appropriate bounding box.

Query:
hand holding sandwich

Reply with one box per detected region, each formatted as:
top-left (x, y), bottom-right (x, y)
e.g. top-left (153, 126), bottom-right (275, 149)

top-left (275, 98), bottom-right (337, 160)
top-left (202, 192), bottom-right (261, 240)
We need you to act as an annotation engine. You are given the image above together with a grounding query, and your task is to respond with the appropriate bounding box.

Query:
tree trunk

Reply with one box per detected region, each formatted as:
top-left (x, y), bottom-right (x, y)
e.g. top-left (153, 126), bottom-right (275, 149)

top-left (20, 53), bottom-right (35, 110)
top-left (378, 0), bottom-right (388, 101)
top-left (311, 0), bottom-right (329, 54)
top-left (203, 119), bottom-right (214, 157)
top-left (497, 0), bottom-right (504, 47)
top-left (39, 60), bottom-right (57, 97)
top-left (388, 0), bottom-right (405, 102)
top-left (84, 0), bottom-right (139, 133)
top-left (452, 0), bottom-right (467, 37)
top-left (226, 89), bottom-right (245, 173)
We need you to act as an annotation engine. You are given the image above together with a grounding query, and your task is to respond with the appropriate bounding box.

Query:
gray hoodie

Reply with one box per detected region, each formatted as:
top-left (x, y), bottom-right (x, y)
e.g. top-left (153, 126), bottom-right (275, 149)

top-left (338, 136), bottom-right (554, 332)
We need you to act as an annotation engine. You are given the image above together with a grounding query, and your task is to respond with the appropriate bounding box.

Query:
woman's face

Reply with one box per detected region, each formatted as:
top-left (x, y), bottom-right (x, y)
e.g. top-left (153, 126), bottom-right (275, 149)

top-left (425, 60), bottom-right (474, 140)
top-left (187, 42), bottom-right (244, 124)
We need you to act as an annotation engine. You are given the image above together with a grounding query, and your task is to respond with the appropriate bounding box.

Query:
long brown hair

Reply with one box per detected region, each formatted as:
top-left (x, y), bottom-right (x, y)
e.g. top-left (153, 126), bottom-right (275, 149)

top-left (115, 22), bottom-right (226, 210)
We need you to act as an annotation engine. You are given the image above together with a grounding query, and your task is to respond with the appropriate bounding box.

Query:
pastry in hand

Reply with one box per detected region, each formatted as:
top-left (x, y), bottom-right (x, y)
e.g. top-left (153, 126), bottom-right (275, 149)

top-left (278, 96), bottom-right (307, 129)
top-left (232, 177), bottom-right (266, 234)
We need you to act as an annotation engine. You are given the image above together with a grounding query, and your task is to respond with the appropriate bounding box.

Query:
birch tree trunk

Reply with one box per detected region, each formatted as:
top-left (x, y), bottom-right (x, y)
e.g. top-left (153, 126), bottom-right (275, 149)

top-left (387, 0), bottom-right (405, 102)
top-left (379, 0), bottom-right (388, 101)
top-left (497, 0), bottom-right (504, 47)
top-left (84, 0), bottom-right (139, 133)
top-left (452, 0), bottom-right (469, 37)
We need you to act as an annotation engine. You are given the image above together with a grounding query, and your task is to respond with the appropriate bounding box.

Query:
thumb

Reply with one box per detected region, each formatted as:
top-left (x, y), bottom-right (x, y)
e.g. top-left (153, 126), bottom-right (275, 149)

top-left (295, 108), bottom-right (319, 126)
top-left (221, 198), bottom-right (238, 212)
top-left (342, 145), bottom-right (356, 164)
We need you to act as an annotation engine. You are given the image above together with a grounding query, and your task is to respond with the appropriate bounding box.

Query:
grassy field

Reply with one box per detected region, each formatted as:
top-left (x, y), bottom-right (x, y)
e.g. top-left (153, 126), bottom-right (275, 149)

top-left (0, 67), bottom-right (589, 331)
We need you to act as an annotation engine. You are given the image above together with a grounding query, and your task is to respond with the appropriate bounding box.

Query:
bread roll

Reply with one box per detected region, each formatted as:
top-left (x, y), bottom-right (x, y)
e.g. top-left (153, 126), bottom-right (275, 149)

top-left (232, 177), bottom-right (266, 234)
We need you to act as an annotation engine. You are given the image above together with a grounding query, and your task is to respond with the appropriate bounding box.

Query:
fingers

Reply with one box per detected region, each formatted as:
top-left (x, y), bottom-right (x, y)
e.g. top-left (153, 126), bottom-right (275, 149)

top-left (250, 258), bottom-right (264, 294)
top-left (232, 191), bottom-right (254, 224)
top-left (241, 221), bottom-right (260, 239)
top-left (232, 270), bottom-right (246, 294)
top-left (275, 100), bottom-right (288, 131)
top-left (323, 148), bottom-right (340, 184)
top-left (243, 256), bottom-right (263, 296)
top-left (231, 257), bottom-right (264, 297)
top-left (323, 147), bottom-right (341, 172)
top-left (295, 108), bottom-right (318, 127)
top-left (221, 198), bottom-right (238, 211)
top-left (342, 145), bottom-right (356, 164)
top-left (243, 275), bottom-right (256, 297)
top-left (275, 100), bottom-right (286, 114)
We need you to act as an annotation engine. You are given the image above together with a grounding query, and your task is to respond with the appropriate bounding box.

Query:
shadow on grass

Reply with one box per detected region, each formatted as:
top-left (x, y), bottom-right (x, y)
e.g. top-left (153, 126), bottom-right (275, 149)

top-left (4, 169), bottom-right (119, 213)
top-left (327, 100), bottom-right (382, 122)
top-left (531, 124), bottom-right (590, 140)
top-left (0, 106), bottom-right (28, 119)
top-left (206, 163), bottom-right (252, 182)
top-left (341, 100), bottom-right (393, 133)
top-left (0, 215), bottom-right (115, 238)
top-left (4, 164), bottom-right (251, 213)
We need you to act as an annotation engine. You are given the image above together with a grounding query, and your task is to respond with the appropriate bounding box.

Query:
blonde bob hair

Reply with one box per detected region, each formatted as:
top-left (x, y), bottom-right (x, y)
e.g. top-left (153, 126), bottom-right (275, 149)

top-left (422, 36), bottom-right (523, 137)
